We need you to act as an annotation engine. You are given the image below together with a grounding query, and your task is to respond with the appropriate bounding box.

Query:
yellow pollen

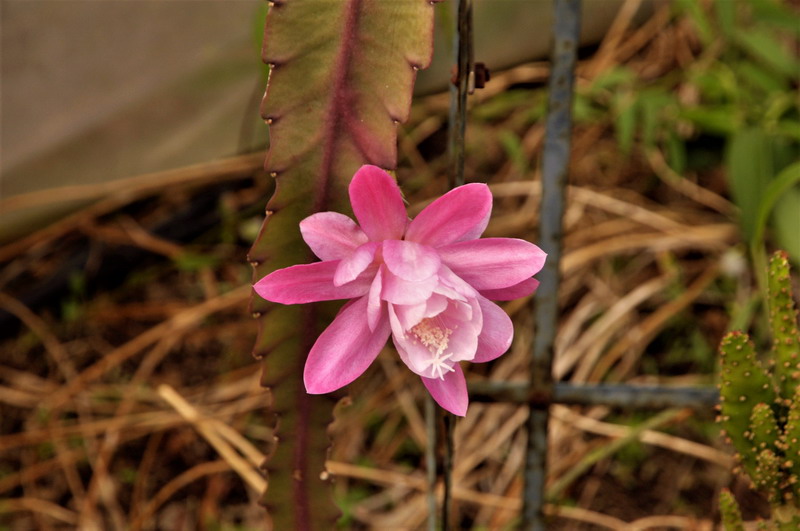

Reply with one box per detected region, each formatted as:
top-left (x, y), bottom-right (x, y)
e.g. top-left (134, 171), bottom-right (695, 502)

top-left (410, 318), bottom-right (452, 357)
top-left (410, 318), bottom-right (455, 380)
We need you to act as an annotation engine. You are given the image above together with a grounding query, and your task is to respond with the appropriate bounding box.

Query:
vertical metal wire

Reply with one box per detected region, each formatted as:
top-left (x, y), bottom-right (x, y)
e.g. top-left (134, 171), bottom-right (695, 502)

top-left (522, 0), bottom-right (581, 529)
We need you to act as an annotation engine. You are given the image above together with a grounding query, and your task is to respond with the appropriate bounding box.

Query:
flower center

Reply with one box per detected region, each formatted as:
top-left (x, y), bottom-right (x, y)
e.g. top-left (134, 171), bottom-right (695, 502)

top-left (409, 318), bottom-right (455, 380)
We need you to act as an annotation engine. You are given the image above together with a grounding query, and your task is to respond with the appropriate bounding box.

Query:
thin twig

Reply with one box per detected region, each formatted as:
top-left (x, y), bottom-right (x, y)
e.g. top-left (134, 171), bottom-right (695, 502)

top-left (157, 384), bottom-right (265, 493)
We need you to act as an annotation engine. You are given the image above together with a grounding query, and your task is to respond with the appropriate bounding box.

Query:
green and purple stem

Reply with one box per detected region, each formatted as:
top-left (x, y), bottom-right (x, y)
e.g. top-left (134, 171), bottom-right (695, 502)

top-left (248, 1), bottom-right (439, 528)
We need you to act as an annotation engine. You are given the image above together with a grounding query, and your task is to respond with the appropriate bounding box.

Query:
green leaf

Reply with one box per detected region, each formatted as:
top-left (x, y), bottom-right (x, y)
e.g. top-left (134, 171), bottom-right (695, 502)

top-left (689, 68), bottom-right (734, 104)
top-left (773, 188), bottom-right (800, 264)
top-left (247, 1), bottom-right (438, 528)
top-left (749, 0), bottom-right (800, 38)
top-left (680, 106), bottom-right (739, 135)
top-left (733, 28), bottom-right (800, 81)
top-left (774, 121), bottom-right (800, 142)
top-left (736, 61), bottom-right (789, 99)
top-left (499, 130), bottom-right (527, 173)
top-left (614, 92), bottom-right (636, 156)
top-left (674, 0), bottom-right (713, 45)
top-left (714, 0), bottom-right (736, 39)
top-left (665, 131), bottom-right (687, 175)
top-left (590, 66), bottom-right (636, 93)
top-left (751, 161), bottom-right (800, 255)
top-left (638, 91), bottom-right (666, 150)
top-left (726, 128), bottom-right (777, 243)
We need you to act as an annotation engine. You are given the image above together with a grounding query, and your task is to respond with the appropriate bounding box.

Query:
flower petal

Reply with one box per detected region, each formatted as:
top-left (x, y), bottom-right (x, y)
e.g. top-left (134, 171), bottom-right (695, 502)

top-left (441, 298), bottom-right (482, 362)
top-left (424, 294), bottom-right (449, 318)
top-left (392, 301), bottom-right (427, 332)
top-left (405, 183), bottom-right (492, 247)
top-left (388, 303), bottom-right (416, 370)
top-left (389, 297), bottom-right (481, 376)
top-left (334, 241), bottom-right (380, 286)
top-left (434, 265), bottom-right (477, 301)
top-left (473, 296), bottom-right (513, 362)
top-left (381, 270), bottom-right (438, 305)
top-left (421, 364), bottom-right (468, 416)
top-left (438, 238), bottom-right (546, 290)
top-left (304, 296), bottom-right (391, 394)
top-left (349, 165), bottom-right (408, 241)
top-left (383, 240), bottom-right (440, 281)
top-left (300, 212), bottom-right (368, 261)
top-left (254, 261), bottom-right (371, 304)
top-left (367, 267), bottom-right (384, 331)
top-left (479, 278), bottom-right (540, 301)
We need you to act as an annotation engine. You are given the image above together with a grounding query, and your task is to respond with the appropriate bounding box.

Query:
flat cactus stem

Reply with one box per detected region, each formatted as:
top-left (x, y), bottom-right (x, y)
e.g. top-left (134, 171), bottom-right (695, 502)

top-left (719, 488), bottom-right (745, 531)
top-left (767, 251), bottom-right (800, 402)
top-left (247, 1), bottom-right (439, 528)
top-left (719, 331), bottom-right (777, 475)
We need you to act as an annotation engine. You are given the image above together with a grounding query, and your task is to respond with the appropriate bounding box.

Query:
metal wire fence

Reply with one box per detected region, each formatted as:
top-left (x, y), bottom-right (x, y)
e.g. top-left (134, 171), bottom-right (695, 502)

top-left (437, 1), bottom-right (720, 528)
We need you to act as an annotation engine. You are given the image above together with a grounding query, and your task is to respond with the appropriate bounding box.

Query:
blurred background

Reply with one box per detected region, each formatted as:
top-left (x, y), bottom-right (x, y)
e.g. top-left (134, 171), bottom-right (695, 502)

top-left (1, 0), bottom-right (798, 528)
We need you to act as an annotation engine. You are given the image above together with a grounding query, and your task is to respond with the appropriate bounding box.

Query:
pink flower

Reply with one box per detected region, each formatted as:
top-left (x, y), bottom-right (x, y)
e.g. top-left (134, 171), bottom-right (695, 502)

top-left (254, 165), bottom-right (546, 416)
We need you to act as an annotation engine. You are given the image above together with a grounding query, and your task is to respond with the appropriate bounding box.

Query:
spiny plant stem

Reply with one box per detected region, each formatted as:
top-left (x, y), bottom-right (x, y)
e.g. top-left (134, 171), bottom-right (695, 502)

top-left (447, 0), bottom-right (472, 188)
top-left (439, 0), bottom-right (471, 526)
top-left (425, 395), bottom-right (438, 531)
top-left (443, 412), bottom-right (455, 529)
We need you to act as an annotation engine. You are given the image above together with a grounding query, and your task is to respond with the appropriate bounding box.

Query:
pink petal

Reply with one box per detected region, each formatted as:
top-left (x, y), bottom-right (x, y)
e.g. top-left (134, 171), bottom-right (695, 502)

top-left (421, 364), bottom-right (468, 416)
top-left (349, 165), bottom-right (408, 241)
top-left (389, 298), bottom-right (481, 376)
top-left (388, 303), bottom-right (435, 378)
top-left (334, 241), bottom-right (379, 286)
top-left (381, 270), bottom-right (438, 305)
top-left (405, 183), bottom-right (492, 247)
top-left (434, 265), bottom-right (476, 301)
top-left (441, 298), bottom-right (482, 362)
top-left (254, 261), bottom-right (371, 304)
top-left (424, 294), bottom-right (449, 318)
top-left (383, 240), bottom-right (440, 281)
top-left (392, 301), bottom-right (427, 332)
top-left (473, 296), bottom-right (513, 362)
top-left (387, 303), bottom-right (416, 371)
top-left (479, 278), bottom-right (540, 301)
top-left (304, 296), bottom-right (391, 394)
top-left (391, 294), bottom-right (448, 332)
top-left (438, 238), bottom-right (546, 291)
top-left (300, 212), bottom-right (368, 261)
top-left (367, 267), bottom-right (384, 331)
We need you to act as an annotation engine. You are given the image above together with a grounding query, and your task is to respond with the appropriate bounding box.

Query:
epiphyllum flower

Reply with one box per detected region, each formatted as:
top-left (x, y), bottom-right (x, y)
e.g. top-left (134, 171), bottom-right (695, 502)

top-left (254, 165), bottom-right (546, 416)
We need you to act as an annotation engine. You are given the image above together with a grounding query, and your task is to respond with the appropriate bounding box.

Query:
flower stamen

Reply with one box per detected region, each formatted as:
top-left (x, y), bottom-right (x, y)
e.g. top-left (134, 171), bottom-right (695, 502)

top-left (410, 318), bottom-right (455, 379)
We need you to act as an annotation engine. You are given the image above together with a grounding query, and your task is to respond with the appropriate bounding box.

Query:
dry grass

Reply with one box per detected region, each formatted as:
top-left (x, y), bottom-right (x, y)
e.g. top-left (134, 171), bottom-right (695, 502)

top-left (0, 2), bottom-right (771, 529)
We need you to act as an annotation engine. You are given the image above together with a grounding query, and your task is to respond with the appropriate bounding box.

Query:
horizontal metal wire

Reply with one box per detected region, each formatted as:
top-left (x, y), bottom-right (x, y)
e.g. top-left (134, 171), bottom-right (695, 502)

top-left (468, 381), bottom-right (719, 410)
